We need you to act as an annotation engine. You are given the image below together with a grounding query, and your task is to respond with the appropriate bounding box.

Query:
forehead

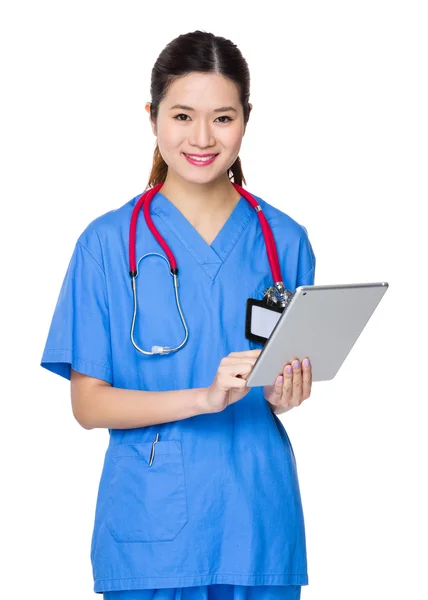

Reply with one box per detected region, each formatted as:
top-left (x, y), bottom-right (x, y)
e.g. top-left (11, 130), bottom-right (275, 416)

top-left (164, 72), bottom-right (240, 107)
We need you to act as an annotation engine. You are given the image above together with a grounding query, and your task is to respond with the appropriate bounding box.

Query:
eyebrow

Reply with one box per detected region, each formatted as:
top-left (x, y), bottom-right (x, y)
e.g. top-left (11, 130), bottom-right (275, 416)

top-left (169, 104), bottom-right (237, 113)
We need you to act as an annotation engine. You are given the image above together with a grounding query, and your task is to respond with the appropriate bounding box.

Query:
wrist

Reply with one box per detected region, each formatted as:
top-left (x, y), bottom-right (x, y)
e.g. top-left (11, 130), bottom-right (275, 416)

top-left (266, 397), bottom-right (293, 415)
top-left (266, 399), bottom-right (277, 414)
top-left (195, 387), bottom-right (211, 415)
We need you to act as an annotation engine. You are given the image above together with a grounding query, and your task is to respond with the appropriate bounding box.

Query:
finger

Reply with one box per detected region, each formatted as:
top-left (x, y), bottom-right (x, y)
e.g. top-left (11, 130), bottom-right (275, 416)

top-left (228, 350), bottom-right (262, 358)
top-left (221, 357), bottom-right (259, 369)
top-left (227, 376), bottom-right (248, 388)
top-left (270, 374), bottom-right (284, 401)
top-left (282, 363), bottom-right (293, 403)
top-left (291, 359), bottom-right (303, 404)
top-left (217, 371), bottom-right (251, 392)
top-left (301, 357), bottom-right (312, 399)
top-left (221, 362), bottom-right (255, 380)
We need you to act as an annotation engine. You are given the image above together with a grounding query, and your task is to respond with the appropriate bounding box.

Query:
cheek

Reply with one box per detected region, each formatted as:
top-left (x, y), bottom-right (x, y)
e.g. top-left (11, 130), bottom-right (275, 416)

top-left (223, 128), bottom-right (243, 154)
top-left (157, 139), bottom-right (183, 167)
top-left (157, 123), bottom-right (184, 151)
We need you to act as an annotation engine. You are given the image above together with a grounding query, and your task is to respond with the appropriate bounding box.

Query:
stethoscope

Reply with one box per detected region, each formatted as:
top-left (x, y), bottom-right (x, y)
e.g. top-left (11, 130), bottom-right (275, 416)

top-left (128, 181), bottom-right (292, 355)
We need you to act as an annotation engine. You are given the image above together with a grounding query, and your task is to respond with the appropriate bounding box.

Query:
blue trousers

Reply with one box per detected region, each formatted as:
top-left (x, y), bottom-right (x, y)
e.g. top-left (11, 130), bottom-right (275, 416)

top-left (103, 585), bottom-right (301, 599)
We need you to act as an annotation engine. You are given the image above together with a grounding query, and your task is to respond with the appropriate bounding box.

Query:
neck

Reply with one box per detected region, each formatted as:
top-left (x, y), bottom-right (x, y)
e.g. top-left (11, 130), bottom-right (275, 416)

top-left (159, 171), bottom-right (241, 218)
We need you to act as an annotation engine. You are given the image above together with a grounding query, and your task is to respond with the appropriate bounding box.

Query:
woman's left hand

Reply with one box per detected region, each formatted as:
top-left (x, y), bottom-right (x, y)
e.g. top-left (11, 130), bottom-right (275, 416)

top-left (263, 358), bottom-right (312, 415)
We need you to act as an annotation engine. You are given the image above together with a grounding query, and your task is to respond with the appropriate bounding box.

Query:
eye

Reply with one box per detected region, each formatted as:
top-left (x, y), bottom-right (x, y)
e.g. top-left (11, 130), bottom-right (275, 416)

top-left (173, 114), bottom-right (233, 123)
top-left (174, 114), bottom-right (191, 121)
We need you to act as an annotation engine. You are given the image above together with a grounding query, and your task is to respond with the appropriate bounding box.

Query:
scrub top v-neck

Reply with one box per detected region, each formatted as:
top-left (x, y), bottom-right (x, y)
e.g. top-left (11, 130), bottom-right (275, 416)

top-left (151, 191), bottom-right (255, 280)
top-left (40, 188), bottom-right (316, 594)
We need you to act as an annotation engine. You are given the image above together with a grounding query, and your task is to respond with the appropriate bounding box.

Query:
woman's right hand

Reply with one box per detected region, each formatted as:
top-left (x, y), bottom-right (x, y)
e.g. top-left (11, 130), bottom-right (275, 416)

top-left (203, 349), bottom-right (262, 413)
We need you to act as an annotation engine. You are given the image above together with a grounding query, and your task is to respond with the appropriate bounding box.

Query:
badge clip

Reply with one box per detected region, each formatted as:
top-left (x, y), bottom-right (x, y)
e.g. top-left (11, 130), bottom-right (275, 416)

top-left (245, 283), bottom-right (294, 345)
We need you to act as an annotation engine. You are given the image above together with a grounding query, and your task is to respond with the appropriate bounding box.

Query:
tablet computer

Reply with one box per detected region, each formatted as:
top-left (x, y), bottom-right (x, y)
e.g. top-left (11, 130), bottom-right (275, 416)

top-left (246, 282), bottom-right (389, 386)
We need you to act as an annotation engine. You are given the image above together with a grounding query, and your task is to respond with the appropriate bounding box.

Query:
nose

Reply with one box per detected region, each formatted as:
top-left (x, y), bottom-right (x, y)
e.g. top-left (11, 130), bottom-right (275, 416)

top-left (188, 118), bottom-right (216, 149)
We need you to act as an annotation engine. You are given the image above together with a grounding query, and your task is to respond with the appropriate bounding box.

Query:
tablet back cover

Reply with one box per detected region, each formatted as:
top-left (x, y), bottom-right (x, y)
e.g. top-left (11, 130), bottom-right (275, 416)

top-left (246, 282), bottom-right (388, 386)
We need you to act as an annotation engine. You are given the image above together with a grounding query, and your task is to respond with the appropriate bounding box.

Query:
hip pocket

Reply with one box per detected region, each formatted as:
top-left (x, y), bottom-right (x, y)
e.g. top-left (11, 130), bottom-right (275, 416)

top-left (106, 440), bottom-right (189, 543)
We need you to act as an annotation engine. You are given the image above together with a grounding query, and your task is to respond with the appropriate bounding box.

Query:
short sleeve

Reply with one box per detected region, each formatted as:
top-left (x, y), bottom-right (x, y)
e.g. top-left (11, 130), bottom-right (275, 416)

top-left (40, 240), bottom-right (113, 383)
top-left (296, 226), bottom-right (316, 287)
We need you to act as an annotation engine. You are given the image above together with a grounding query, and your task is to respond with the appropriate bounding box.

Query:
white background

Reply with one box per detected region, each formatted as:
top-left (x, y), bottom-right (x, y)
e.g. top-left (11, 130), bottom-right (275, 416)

top-left (1, 1), bottom-right (427, 599)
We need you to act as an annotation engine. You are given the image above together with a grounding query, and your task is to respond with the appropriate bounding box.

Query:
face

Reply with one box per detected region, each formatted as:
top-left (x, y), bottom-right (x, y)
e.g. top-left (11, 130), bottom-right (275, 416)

top-left (145, 72), bottom-right (251, 185)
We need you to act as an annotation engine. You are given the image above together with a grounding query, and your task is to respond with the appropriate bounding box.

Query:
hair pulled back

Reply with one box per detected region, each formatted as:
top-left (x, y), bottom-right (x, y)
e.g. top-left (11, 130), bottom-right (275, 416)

top-left (146, 30), bottom-right (251, 189)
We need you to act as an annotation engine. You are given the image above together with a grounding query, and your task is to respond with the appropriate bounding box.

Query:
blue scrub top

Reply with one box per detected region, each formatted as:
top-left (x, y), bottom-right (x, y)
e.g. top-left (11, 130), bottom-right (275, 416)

top-left (41, 189), bottom-right (316, 594)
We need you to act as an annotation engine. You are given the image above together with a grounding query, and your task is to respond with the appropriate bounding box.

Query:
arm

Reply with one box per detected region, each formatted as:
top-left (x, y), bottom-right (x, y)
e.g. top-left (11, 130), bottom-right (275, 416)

top-left (70, 369), bottom-right (210, 430)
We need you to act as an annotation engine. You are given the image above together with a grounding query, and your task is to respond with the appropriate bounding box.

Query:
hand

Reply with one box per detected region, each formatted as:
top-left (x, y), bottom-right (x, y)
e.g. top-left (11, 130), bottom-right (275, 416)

top-left (203, 350), bottom-right (262, 413)
top-left (263, 358), bottom-right (312, 415)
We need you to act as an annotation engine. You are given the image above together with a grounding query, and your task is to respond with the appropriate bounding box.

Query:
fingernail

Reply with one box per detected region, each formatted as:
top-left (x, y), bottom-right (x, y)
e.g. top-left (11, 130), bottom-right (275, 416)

top-left (277, 376), bottom-right (283, 383)
top-left (303, 358), bottom-right (310, 367)
top-left (286, 366), bottom-right (293, 374)
top-left (293, 360), bottom-right (300, 369)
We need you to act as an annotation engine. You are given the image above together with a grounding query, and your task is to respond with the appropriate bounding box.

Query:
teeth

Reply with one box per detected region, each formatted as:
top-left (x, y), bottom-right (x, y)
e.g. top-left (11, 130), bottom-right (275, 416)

top-left (185, 154), bottom-right (216, 162)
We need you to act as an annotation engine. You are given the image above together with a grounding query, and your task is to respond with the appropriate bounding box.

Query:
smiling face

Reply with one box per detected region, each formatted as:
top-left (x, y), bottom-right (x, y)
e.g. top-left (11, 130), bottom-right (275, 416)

top-left (145, 72), bottom-right (251, 186)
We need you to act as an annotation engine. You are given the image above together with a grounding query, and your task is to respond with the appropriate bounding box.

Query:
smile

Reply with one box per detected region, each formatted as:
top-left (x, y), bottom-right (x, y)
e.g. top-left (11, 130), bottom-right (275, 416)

top-left (183, 153), bottom-right (218, 166)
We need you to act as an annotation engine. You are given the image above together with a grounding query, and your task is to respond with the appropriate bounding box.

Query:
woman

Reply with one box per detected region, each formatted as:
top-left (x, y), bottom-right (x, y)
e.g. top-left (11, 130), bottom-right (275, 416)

top-left (41, 30), bottom-right (316, 600)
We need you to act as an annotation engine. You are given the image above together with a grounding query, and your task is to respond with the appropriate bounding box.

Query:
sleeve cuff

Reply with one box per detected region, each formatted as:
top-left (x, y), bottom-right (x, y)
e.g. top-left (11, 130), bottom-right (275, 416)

top-left (40, 349), bottom-right (113, 384)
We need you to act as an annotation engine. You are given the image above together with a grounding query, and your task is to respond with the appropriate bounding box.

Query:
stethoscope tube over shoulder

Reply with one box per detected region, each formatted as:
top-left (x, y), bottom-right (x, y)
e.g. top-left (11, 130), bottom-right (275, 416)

top-left (129, 183), bottom-right (178, 277)
top-left (128, 181), bottom-right (288, 356)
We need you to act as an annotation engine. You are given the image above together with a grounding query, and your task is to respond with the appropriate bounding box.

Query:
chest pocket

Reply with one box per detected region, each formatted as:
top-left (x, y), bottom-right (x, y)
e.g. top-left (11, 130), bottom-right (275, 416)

top-left (106, 441), bottom-right (189, 543)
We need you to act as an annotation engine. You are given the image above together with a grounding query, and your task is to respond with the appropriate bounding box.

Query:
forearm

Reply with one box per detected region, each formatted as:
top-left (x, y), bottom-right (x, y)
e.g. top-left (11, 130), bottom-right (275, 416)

top-left (75, 385), bottom-right (210, 430)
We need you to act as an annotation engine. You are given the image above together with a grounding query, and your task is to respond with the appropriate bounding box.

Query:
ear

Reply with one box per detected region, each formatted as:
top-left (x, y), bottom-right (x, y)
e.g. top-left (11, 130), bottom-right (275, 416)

top-left (145, 102), bottom-right (157, 136)
top-left (244, 103), bottom-right (252, 135)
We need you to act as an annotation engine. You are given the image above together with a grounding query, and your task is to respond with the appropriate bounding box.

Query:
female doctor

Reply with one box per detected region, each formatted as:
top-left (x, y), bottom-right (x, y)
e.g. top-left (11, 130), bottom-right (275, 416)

top-left (41, 30), bottom-right (316, 600)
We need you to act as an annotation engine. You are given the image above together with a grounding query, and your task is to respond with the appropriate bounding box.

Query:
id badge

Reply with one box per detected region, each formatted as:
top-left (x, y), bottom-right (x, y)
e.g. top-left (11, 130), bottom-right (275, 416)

top-left (245, 297), bottom-right (284, 345)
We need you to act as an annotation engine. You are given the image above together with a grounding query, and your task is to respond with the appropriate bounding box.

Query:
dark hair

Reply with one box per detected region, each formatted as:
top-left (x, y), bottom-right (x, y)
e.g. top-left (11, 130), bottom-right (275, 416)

top-left (146, 30), bottom-right (251, 189)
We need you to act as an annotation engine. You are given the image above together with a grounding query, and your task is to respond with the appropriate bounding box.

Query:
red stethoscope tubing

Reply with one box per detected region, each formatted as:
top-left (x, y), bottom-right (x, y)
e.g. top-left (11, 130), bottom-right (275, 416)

top-left (129, 181), bottom-right (283, 283)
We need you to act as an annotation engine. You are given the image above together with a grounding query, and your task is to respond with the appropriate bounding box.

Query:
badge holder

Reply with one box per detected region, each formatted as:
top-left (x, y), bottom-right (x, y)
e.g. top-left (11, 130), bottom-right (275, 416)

top-left (245, 284), bottom-right (294, 345)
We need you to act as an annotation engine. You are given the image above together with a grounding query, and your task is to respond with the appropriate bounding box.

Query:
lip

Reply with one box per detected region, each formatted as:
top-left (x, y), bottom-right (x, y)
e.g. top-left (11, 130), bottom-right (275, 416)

top-left (184, 153), bottom-right (218, 157)
top-left (183, 152), bottom-right (218, 166)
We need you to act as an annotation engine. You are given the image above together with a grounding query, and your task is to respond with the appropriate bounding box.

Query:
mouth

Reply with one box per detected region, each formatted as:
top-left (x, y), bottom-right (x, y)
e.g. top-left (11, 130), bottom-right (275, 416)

top-left (183, 153), bottom-right (219, 166)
